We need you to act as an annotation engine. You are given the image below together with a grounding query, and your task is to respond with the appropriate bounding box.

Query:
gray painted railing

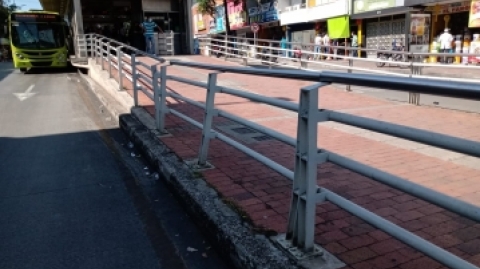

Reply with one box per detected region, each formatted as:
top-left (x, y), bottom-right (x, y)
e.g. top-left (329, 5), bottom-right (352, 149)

top-left (83, 33), bottom-right (480, 269)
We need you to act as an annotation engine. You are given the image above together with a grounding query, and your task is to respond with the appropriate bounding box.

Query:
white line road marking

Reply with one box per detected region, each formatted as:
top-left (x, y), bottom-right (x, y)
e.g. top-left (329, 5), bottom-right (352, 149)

top-left (13, 84), bottom-right (36, 101)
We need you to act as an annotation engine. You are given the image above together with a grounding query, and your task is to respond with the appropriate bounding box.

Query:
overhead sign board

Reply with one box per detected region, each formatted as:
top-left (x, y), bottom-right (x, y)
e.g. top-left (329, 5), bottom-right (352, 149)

top-left (11, 13), bottom-right (62, 22)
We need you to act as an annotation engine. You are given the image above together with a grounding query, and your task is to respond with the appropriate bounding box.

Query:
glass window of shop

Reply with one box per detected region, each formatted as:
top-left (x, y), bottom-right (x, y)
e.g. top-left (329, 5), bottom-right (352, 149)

top-left (144, 12), bottom-right (183, 32)
top-left (425, 2), bottom-right (471, 39)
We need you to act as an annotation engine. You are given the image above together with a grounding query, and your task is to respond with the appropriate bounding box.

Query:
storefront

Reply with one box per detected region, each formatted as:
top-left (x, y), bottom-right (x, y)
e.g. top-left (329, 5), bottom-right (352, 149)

top-left (405, 0), bottom-right (480, 63)
top-left (351, 0), bottom-right (419, 56)
top-left (246, 0), bottom-right (282, 40)
top-left (280, 0), bottom-right (350, 46)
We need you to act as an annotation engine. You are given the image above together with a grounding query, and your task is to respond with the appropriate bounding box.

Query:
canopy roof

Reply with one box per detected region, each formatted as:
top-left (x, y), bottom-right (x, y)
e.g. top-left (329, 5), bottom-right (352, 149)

top-left (38, 0), bottom-right (69, 15)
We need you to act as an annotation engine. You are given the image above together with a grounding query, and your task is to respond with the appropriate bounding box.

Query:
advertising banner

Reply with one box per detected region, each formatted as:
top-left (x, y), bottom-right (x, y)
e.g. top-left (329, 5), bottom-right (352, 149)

top-left (409, 14), bottom-right (431, 52)
top-left (210, 4), bottom-right (227, 33)
top-left (227, 0), bottom-right (248, 30)
top-left (327, 16), bottom-right (350, 39)
top-left (469, 0), bottom-right (480, 28)
top-left (353, 0), bottom-right (396, 13)
top-left (247, 0), bottom-right (279, 24)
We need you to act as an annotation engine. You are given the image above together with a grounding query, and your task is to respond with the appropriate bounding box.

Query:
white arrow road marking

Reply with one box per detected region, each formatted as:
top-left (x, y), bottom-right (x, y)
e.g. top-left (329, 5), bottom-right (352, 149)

top-left (13, 84), bottom-right (36, 101)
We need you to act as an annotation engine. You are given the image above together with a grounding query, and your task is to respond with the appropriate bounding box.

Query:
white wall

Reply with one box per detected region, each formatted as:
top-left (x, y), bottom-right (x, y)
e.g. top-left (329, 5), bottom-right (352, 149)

top-left (280, 0), bottom-right (349, 25)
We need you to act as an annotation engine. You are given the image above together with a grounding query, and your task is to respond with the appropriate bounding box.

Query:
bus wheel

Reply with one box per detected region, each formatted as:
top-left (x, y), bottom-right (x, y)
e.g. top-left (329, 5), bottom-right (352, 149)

top-left (20, 68), bottom-right (27, 73)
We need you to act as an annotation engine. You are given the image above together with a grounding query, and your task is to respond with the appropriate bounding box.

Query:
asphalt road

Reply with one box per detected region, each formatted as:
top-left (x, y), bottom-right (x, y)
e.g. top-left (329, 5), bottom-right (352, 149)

top-left (0, 63), bottom-right (229, 269)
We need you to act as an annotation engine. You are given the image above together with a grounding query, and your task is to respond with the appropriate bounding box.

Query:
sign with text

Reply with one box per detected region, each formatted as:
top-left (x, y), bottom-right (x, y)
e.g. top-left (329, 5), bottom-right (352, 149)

top-left (409, 14), bottom-right (430, 52)
top-left (469, 0), bottom-right (480, 28)
top-left (210, 4), bottom-right (226, 33)
top-left (247, 0), bottom-right (279, 24)
top-left (227, 0), bottom-right (248, 30)
top-left (12, 13), bottom-right (62, 22)
top-left (425, 1), bottom-right (471, 15)
top-left (353, 0), bottom-right (396, 14)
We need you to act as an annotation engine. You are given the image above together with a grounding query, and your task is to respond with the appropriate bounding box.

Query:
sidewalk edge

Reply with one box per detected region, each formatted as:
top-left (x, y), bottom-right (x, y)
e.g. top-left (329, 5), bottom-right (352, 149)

top-left (119, 107), bottom-right (302, 269)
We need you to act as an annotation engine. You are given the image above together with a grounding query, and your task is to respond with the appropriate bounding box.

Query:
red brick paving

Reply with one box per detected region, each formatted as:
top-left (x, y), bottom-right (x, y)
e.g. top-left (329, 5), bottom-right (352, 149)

top-left (98, 55), bottom-right (480, 268)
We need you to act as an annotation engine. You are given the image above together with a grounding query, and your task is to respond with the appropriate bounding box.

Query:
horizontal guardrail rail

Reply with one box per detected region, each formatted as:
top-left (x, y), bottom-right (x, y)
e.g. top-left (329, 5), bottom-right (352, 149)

top-left (83, 34), bottom-right (480, 269)
top-left (197, 34), bottom-right (480, 101)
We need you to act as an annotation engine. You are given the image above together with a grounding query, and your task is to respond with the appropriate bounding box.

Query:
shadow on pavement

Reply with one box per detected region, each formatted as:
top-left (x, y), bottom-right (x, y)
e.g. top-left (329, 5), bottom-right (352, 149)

top-left (24, 65), bottom-right (78, 75)
top-left (0, 127), bottom-right (229, 269)
top-left (0, 62), bottom-right (14, 82)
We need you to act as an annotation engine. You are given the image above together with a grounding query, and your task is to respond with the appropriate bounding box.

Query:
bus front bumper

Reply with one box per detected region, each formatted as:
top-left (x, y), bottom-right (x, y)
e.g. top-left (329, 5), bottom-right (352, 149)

top-left (13, 50), bottom-right (68, 68)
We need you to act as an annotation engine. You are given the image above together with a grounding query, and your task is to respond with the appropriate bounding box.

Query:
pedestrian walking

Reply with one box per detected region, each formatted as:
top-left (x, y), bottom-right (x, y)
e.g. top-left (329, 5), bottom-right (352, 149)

top-left (141, 17), bottom-right (163, 56)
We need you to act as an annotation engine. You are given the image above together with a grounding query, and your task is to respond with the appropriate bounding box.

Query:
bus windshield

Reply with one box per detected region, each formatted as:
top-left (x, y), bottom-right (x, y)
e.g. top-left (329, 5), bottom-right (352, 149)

top-left (11, 22), bottom-right (65, 49)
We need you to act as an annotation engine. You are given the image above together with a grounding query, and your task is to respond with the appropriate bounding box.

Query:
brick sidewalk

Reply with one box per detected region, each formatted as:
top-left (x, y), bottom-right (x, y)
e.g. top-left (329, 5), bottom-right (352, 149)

top-left (100, 55), bottom-right (480, 269)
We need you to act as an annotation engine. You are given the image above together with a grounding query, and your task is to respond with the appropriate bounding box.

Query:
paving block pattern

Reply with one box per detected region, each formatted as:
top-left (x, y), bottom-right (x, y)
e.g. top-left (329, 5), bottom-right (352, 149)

top-left (98, 55), bottom-right (480, 269)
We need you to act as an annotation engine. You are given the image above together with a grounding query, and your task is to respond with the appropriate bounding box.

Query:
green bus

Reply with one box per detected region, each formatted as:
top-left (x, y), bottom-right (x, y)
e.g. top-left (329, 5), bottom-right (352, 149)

top-left (7, 10), bottom-right (68, 72)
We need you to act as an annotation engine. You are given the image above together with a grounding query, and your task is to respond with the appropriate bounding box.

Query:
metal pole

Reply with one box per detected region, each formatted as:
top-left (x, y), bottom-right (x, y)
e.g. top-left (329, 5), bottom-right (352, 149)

top-left (101, 41), bottom-right (105, 70)
top-left (131, 54), bottom-right (139, 107)
top-left (224, 34), bottom-right (228, 60)
top-left (269, 41), bottom-right (273, 69)
top-left (286, 83), bottom-right (322, 252)
top-left (117, 46), bottom-right (124, 90)
top-left (197, 73), bottom-right (219, 166)
top-left (346, 58), bottom-right (353, 91)
top-left (158, 66), bottom-right (168, 133)
top-left (95, 38), bottom-right (100, 64)
top-left (108, 42), bottom-right (112, 78)
top-left (151, 64), bottom-right (161, 130)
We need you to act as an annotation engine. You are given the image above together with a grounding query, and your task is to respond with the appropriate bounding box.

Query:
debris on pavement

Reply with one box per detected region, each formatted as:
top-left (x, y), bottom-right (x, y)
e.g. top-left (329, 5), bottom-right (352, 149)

top-left (187, 247), bottom-right (198, 252)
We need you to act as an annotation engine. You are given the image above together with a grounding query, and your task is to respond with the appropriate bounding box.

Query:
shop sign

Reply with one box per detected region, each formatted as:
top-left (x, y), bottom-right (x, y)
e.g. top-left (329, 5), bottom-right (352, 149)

top-left (210, 4), bottom-right (227, 33)
top-left (353, 0), bottom-right (397, 14)
top-left (409, 14), bottom-right (431, 53)
top-left (227, 0), bottom-right (248, 30)
top-left (308, 0), bottom-right (341, 8)
top-left (248, 0), bottom-right (279, 23)
top-left (425, 1), bottom-right (470, 15)
top-left (196, 15), bottom-right (206, 31)
top-left (469, 0), bottom-right (480, 27)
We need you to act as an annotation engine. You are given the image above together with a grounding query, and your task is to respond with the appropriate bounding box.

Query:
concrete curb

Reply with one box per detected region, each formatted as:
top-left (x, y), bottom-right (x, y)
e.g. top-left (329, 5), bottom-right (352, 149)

top-left (79, 61), bottom-right (303, 269)
top-left (77, 71), bottom-right (129, 121)
top-left (118, 107), bottom-right (302, 269)
top-left (120, 108), bottom-right (300, 269)
top-left (82, 59), bottom-right (344, 269)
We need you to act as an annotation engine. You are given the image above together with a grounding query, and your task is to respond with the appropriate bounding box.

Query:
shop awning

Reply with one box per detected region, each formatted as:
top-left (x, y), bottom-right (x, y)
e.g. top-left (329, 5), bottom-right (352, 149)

top-left (39, 0), bottom-right (69, 14)
top-left (350, 6), bottom-right (420, 19)
top-left (404, 0), bottom-right (444, 6)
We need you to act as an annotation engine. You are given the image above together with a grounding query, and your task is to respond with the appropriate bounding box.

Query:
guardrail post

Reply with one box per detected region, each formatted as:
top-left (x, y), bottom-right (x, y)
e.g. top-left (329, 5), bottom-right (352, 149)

top-left (117, 46), bottom-right (124, 90)
top-left (197, 73), bottom-right (219, 166)
top-left (408, 54), bottom-right (421, 105)
top-left (286, 84), bottom-right (321, 254)
top-left (224, 34), bottom-right (228, 60)
top-left (108, 42), bottom-right (113, 78)
top-left (269, 41), bottom-right (273, 69)
top-left (151, 65), bottom-right (168, 133)
top-left (101, 41), bottom-right (105, 70)
top-left (243, 39), bottom-right (248, 66)
top-left (94, 38), bottom-right (98, 64)
top-left (346, 58), bottom-right (353, 91)
top-left (131, 54), bottom-right (139, 107)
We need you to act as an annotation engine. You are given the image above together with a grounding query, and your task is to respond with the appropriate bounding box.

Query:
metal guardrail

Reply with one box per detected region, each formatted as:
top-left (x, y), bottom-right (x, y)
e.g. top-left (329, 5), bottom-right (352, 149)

top-left (85, 34), bottom-right (480, 269)
top-left (197, 35), bottom-right (480, 104)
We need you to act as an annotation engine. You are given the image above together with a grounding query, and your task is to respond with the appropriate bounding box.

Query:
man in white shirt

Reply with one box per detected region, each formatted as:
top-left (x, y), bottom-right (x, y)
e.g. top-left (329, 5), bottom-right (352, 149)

top-left (314, 33), bottom-right (323, 60)
top-left (323, 33), bottom-right (331, 60)
top-left (438, 28), bottom-right (453, 63)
